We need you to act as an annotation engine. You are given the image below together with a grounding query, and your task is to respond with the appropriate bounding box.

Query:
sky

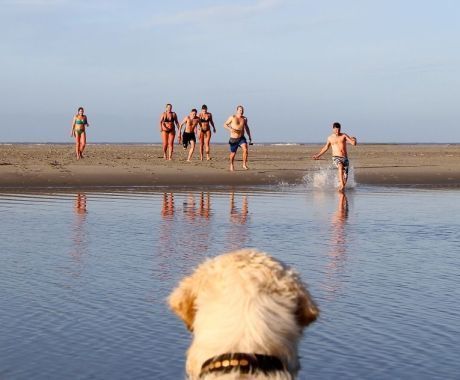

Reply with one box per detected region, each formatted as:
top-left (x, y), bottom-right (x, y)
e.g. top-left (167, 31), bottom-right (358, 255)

top-left (1, 0), bottom-right (459, 143)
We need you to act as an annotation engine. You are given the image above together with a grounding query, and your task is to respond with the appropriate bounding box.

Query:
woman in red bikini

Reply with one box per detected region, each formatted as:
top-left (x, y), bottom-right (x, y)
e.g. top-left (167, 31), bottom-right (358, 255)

top-left (159, 103), bottom-right (180, 160)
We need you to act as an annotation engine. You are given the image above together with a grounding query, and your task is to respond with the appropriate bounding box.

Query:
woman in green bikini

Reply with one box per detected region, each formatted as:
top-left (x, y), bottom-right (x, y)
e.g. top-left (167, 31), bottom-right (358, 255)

top-left (71, 107), bottom-right (89, 159)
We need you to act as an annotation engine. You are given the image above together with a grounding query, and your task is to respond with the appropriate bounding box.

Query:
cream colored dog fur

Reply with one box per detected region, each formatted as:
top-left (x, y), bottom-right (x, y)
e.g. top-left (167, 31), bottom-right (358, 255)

top-left (169, 249), bottom-right (319, 379)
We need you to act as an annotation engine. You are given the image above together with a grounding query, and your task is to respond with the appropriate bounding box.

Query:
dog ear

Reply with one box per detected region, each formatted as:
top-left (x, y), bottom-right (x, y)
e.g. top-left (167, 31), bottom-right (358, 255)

top-left (168, 276), bottom-right (196, 332)
top-left (296, 286), bottom-right (319, 326)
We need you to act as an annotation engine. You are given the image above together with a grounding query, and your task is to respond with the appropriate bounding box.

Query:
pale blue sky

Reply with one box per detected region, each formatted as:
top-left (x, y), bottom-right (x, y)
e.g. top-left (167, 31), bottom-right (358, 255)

top-left (1, 0), bottom-right (459, 143)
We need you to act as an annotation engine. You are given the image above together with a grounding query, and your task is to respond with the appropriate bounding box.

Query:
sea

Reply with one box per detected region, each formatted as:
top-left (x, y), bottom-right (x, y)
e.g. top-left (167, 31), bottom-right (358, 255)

top-left (1, 170), bottom-right (459, 379)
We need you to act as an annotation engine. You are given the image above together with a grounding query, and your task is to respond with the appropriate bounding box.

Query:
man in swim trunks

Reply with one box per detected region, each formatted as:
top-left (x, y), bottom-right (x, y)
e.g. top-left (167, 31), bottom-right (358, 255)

top-left (178, 109), bottom-right (200, 162)
top-left (312, 122), bottom-right (357, 191)
top-left (223, 105), bottom-right (253, 171)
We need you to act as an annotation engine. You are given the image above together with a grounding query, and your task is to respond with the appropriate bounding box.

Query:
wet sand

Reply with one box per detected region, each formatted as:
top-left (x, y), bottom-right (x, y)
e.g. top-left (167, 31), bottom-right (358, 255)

top-left (0, 144), bottom-right (459, 189)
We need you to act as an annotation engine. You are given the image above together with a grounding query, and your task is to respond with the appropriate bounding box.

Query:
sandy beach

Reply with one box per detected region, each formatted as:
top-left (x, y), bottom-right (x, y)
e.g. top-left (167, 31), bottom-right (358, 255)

top-left (0, 144), bottom-right (459, 189)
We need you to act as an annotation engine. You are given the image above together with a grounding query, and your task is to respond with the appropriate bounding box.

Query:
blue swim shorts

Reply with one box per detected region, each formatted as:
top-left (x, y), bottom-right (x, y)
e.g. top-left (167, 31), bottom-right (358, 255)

top-left (229, 136), bottom-right (247, 153)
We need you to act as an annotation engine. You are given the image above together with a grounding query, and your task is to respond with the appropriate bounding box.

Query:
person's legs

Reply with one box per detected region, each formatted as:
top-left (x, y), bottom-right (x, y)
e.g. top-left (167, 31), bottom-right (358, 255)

top-left (187, 141), bottom-right (195, 161)
top-left (241, 143), bottom-right (249, 170)
top-left (74, 135), bottom-right (81, 159)
top-left (229, 141), bottom-right (239, 171)
top-left (182, 132), bottom-right (188, 150)
top-left (167, 133), bottom-right (175, 160)
top-left (205, 131), bottom-right (212, 160)
top-left (161, 131), bottom-right (168, 159)
top-left (337, 163), bottom-right (345, 191)
top-left (199, 133), bottom-right (205, 161)
top-left (229, 152), bottom-right (236, 171)
top-left (79, 132), bottom-right (86, 158)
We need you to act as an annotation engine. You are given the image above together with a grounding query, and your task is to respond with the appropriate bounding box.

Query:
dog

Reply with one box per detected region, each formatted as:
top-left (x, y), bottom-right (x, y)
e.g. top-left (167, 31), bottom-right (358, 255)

top-left (169, 249), bottom-right (319, 379)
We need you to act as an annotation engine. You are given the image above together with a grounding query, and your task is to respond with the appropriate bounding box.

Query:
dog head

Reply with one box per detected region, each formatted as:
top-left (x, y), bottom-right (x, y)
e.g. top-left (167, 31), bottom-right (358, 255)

top-left (168, 249), bottom-right (319, 378)
top-left (169, 248), bottom-right (318, 330)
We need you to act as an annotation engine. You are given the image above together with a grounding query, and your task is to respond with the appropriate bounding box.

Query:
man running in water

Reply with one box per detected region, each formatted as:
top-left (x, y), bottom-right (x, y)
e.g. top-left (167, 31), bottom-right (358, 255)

top-left (313, 122), bottom-right (357, 191)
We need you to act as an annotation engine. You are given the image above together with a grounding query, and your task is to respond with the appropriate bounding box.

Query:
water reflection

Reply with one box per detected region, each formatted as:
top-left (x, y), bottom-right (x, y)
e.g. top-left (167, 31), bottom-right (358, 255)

top-left (324, 192), bottom-right (349, 298)
top-left (230, 192), bottom-right (248, 225)
top-left (199, 192), bottom-right (211, 219)
top-left (157, 192), bottom-right (176, 284)
top-left (156, 192), bottom-right (213, 284)
top-left (70, 193), bottom-right (88, 277)
top-left (161, 192), bottom-right (175, 218)
top-left (227, 192), bottom-right (249, 250)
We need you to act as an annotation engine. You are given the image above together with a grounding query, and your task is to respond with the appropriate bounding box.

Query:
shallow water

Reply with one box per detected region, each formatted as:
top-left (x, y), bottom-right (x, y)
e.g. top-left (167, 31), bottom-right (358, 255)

top-left (1, 186), bottom-right (459, 379)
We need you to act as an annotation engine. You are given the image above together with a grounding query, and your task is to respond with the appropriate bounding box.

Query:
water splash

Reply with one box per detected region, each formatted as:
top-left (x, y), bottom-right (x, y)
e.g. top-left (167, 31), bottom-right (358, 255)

top-left (303, 165), bottom-right (356, 190)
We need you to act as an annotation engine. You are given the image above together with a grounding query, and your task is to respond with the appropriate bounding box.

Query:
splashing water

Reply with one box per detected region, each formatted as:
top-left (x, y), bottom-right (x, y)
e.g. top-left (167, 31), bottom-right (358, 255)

top-left (303, 164), bottom-right (356, 190)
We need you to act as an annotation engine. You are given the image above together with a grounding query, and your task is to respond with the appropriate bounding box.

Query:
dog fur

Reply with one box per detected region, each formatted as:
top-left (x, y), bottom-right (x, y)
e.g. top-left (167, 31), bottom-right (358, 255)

top-left (169, 249), bottom-right (319, 379)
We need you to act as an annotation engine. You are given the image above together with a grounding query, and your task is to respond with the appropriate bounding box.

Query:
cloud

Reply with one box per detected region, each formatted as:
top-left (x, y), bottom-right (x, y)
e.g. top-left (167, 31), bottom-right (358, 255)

top-left (147, 0), bottom-right (282, 27)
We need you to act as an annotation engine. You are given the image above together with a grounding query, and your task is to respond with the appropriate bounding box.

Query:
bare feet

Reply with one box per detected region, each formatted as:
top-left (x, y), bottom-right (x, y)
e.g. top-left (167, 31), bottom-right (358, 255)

top-left (230, 164), bottom-right (234, 172)
top-left (242, 164), bottom-right (249, 170)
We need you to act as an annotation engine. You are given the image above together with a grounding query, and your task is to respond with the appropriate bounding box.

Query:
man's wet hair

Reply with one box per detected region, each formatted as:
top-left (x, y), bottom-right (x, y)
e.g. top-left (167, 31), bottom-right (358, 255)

top-left (191, 109), bottom-right (197, 113)
top-left (333, 122), bottom-right (341, 130)
top-left (201, 104), bottom-right (207, 110)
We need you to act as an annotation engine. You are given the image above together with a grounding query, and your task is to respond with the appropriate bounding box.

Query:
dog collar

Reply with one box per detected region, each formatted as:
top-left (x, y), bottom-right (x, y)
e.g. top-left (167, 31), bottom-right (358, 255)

top-left (199, 352), bottom-right (285, 377)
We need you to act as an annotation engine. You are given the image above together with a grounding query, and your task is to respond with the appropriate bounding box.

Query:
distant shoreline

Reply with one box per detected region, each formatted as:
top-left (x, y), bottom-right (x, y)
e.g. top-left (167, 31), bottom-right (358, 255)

top-left (1, 144), bottom-right (459, 189)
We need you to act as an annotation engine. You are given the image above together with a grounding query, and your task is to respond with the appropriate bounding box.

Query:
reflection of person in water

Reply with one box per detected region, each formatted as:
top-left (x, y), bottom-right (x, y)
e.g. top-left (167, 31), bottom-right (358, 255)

top-left (183, 193), bottom-right (197, 221)
top-left (230, 193), bottom-right (248, 225)
top-left (199, 192), bottom-right (211, 219)
top-left (324, 192), bottom-right (349, 298)
top-left (227, 192), bottom-right (249, 250)
top-left (75, 193), bottom-right (87, 214)
top-left (182, 192), bottom-right (212, 221)
top-left (158, 192), bottom-right (212, 281)
top-left (70, 193), bottom-right (88, 277)
top-left (162, 192), bottom-right (175, 218)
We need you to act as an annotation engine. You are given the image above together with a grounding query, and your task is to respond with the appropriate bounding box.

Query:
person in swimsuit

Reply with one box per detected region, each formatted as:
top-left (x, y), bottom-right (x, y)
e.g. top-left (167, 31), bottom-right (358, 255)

top-left (159, 103), bottom-right (180, 160)
top-left (71, 107), bottom-right (89, 159)
top-left (198, 104), bottom-right (216, 161)
top-left (223, 105), bottom-right (253, 171)
top-left (313, 122), bottom-right (357, 191)
top-left (178, 109), bottom-right (200, 162)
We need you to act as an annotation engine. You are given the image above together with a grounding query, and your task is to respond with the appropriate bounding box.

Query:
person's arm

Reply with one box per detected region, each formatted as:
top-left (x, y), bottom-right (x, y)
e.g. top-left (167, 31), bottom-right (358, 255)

top-left (223, 116), bottom-right (233, 132)
top-left (312, 140), bottom-right (331, 159)
top-left (71, 116), bottom-right (76, 137)
top-left (159, 113), bottom-right (165, 132)
top-left (178, 117), bottom-right (187, 141)
top-left (209, 113), bottom-right (216, 133)
top-left (244, 117), bottom-right (252, 142)
top-left (174, 112), bottom-right (181, 132)
top-left (344, 133), bottom-right (357, 146)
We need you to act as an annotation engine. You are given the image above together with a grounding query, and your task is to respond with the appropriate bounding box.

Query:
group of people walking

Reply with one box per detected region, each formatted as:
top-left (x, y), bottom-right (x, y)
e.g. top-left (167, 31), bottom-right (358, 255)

top-left (159, 103), bottom-right (253, 171)
top-left (71, 104), bottom-right (254, 172)
top-left (71, 106), bottom-right (357, 190)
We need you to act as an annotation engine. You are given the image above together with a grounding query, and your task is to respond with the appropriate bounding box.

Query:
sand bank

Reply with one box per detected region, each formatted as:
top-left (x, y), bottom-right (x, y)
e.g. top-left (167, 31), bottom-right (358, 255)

top-left (0, 144), bottom-right (459, 189)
